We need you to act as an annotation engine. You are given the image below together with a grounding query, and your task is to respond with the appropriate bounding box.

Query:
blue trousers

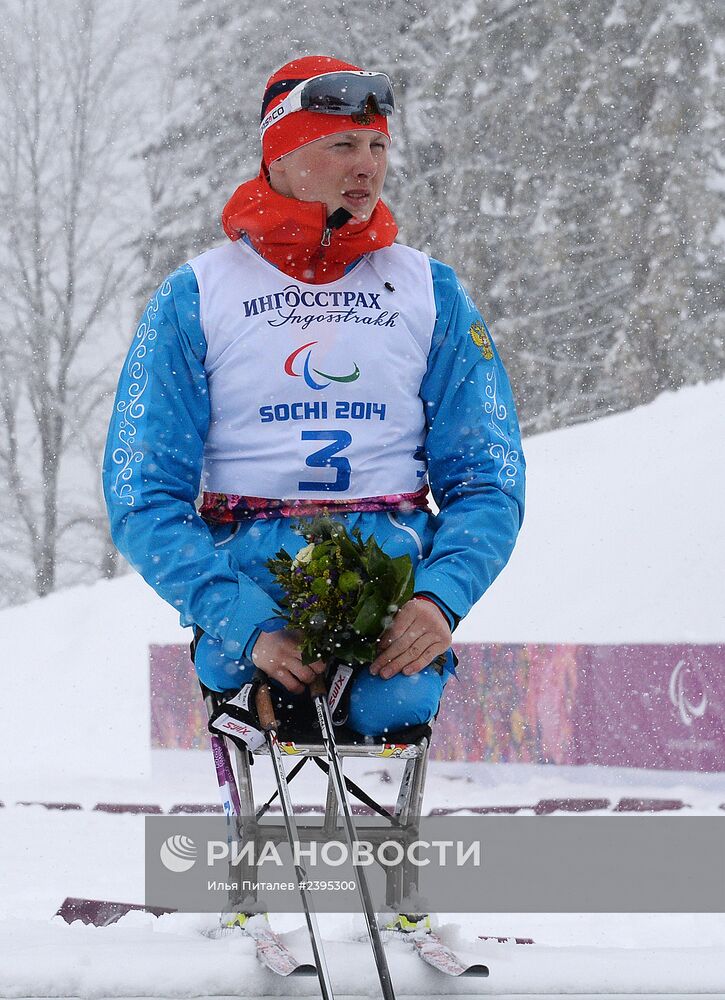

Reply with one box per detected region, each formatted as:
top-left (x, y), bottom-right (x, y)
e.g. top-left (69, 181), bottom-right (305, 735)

top-left (195, 511), bottom-right (453, 736)
top-left (196, 630), bottom-right (451, 736)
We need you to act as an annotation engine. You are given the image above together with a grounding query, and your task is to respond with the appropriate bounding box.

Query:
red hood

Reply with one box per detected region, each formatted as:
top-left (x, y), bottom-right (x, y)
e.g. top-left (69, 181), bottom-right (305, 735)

top-left (221, 171), bottom-right (398, 284)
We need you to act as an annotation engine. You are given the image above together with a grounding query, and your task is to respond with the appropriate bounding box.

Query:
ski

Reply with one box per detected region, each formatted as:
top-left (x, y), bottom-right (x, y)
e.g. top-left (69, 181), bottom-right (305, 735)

top-left (380, 916), bottom-right (488, 978)
top-left (408, 930), bottom-right (489, 977)
top-left (410, 929), bottom-right (535, 973)
top-left (59, 899), bottom-right (315, 978)
top-left (242, 919), bottom-right (317, 978)
top-left (208, 914), bottom-right (317, 978)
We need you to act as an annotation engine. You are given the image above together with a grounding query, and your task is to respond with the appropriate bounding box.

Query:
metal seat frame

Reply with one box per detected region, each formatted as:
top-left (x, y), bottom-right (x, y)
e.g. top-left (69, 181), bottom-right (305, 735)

top-left (215, 709), bottom-right (432, 912)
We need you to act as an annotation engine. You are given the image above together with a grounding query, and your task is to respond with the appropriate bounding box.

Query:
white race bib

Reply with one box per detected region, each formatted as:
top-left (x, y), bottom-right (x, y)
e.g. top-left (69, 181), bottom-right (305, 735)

top-left (190, 241), bottom-right (436, 499)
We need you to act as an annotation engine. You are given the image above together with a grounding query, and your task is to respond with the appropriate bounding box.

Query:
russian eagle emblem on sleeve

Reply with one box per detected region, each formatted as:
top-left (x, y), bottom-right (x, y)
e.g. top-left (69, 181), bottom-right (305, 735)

top-left (469, 320), bottom-right (494, 360)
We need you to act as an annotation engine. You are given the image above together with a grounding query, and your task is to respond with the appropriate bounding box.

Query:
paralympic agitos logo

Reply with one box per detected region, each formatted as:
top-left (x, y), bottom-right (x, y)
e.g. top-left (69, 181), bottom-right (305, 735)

top-left (284, 341), bottom-right (361, 390)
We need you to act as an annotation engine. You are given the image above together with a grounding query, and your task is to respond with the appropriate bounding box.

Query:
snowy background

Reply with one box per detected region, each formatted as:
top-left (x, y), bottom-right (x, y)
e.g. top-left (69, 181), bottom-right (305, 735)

top-left (1, 379), bottom-right (724, 996)
top-left (1, 0), bottom-right (724, 995)
top-left (0, 0), bottom-right (723, 608)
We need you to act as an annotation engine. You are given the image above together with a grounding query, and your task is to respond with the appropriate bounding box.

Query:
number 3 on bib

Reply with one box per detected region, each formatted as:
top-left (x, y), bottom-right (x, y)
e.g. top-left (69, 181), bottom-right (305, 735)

top-left (299, 430), bottom-right (352, 492)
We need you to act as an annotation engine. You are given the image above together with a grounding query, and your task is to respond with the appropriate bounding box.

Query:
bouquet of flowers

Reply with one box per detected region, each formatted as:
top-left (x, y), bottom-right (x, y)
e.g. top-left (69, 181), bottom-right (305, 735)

top-left (266, 516), bottom-right (415, 666)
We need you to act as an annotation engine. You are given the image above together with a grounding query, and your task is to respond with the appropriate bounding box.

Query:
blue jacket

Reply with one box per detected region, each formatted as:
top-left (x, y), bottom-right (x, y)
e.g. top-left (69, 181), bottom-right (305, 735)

top-left (103, 255), bottom-right (525, 661)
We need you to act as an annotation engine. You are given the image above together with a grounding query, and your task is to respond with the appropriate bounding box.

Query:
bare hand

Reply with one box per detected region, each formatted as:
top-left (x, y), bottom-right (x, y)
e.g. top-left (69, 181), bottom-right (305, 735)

top-left (251, 630), bottom-right (326, 694)
top-left (369, 598), bottom-right (451, 680)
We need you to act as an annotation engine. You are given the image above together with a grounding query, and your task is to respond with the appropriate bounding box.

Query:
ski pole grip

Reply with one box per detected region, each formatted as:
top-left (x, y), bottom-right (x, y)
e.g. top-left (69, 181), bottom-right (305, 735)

top-left (255, 681), bottom-right (279, 731)
top-left (309, 674), bottom-right (327, 700)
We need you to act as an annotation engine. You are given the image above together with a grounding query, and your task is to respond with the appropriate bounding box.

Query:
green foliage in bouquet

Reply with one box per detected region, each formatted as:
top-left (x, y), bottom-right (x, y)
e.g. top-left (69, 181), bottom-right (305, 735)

top-left (266, 516), bottom-right (415, 665)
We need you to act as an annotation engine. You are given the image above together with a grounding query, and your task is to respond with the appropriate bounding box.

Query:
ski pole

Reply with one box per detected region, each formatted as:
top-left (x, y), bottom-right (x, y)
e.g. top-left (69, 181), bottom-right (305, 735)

top-left (210, 732), bottom-right (243, 818)
top-left (255, 681), bottom-right (336, 1000)
top-left (309, 674), bottom-right (397, 1000)
top-left (202, 686), bottom-right (243, 820)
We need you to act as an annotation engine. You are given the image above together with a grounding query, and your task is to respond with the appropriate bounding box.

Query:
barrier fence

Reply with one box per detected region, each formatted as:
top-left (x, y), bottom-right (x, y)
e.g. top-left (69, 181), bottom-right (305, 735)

top-left (150, 642), bottom-right (725, 771)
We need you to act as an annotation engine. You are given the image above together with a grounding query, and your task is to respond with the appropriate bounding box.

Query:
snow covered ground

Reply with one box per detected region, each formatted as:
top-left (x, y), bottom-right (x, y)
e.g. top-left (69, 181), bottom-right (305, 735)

top-left (1, 753), bottom-right (725, 997)
top-left (455, 378), bottom-right (725, 645)
top-left (2, 381), bottom-right (724, 996)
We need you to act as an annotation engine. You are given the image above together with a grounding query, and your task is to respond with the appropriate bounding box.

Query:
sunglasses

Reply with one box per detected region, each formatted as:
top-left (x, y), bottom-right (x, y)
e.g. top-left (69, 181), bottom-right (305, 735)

top-left (260, 71), bottom-right (395, 138)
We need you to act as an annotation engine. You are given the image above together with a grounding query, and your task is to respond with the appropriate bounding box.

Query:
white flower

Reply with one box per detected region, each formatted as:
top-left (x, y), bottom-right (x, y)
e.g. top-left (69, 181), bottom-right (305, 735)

top-left (292, 542), bottom-right (315, 567)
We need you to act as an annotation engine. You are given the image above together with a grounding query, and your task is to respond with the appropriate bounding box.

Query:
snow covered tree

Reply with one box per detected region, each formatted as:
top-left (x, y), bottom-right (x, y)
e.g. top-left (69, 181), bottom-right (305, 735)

top-left (0, 0), bottom-right (150, 601)
top-left (422, 0), bottom-right (725, 431)
top-left (620, 0), bottom-right (725, 395)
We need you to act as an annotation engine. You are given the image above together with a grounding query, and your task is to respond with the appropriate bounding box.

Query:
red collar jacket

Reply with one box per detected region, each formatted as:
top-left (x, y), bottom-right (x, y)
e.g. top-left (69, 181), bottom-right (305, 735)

top-left (221, 171), bottom-right (398, 284)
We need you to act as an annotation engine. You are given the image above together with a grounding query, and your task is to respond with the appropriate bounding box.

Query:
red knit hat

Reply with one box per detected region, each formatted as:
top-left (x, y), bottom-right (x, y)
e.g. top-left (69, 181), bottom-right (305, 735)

top-left (261, 55), bottom-right (391, 167)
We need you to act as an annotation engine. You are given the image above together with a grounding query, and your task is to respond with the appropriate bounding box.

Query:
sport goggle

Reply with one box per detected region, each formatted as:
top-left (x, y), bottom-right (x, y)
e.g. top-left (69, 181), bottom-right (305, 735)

top-left (260, 71), bottom-right (395, 138)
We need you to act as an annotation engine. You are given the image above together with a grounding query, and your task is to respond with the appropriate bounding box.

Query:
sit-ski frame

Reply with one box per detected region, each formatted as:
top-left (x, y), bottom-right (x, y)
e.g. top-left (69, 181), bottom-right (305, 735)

top-left (204, 687), bottom-right (431, 913)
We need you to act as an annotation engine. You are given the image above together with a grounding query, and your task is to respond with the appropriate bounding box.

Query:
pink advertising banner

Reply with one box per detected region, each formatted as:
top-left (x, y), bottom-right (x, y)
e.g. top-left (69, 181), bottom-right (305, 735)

top-left (150, 643), bottom-right (725, 771)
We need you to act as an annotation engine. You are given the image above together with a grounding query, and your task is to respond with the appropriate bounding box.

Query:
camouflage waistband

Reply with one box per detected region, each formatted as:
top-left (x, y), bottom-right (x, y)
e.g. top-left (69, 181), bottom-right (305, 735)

top-left (199, 487), bottom-right (430, 524)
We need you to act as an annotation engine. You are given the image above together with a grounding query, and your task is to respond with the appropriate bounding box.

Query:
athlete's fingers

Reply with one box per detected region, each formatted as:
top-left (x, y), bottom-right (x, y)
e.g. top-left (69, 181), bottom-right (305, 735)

top-left (262, 664), bottom-right (306, 695)
top-left (378, 638), bottom-right (443, 680)
top-left (371, 598), bottom-right (450, 676)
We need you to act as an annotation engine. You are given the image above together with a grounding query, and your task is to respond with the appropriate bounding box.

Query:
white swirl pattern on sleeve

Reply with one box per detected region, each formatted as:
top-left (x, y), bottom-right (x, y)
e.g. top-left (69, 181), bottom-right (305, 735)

top-left (111, 280), bottom-right (172, 506)
top-left (484, 367), bottom-right (520, 491)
